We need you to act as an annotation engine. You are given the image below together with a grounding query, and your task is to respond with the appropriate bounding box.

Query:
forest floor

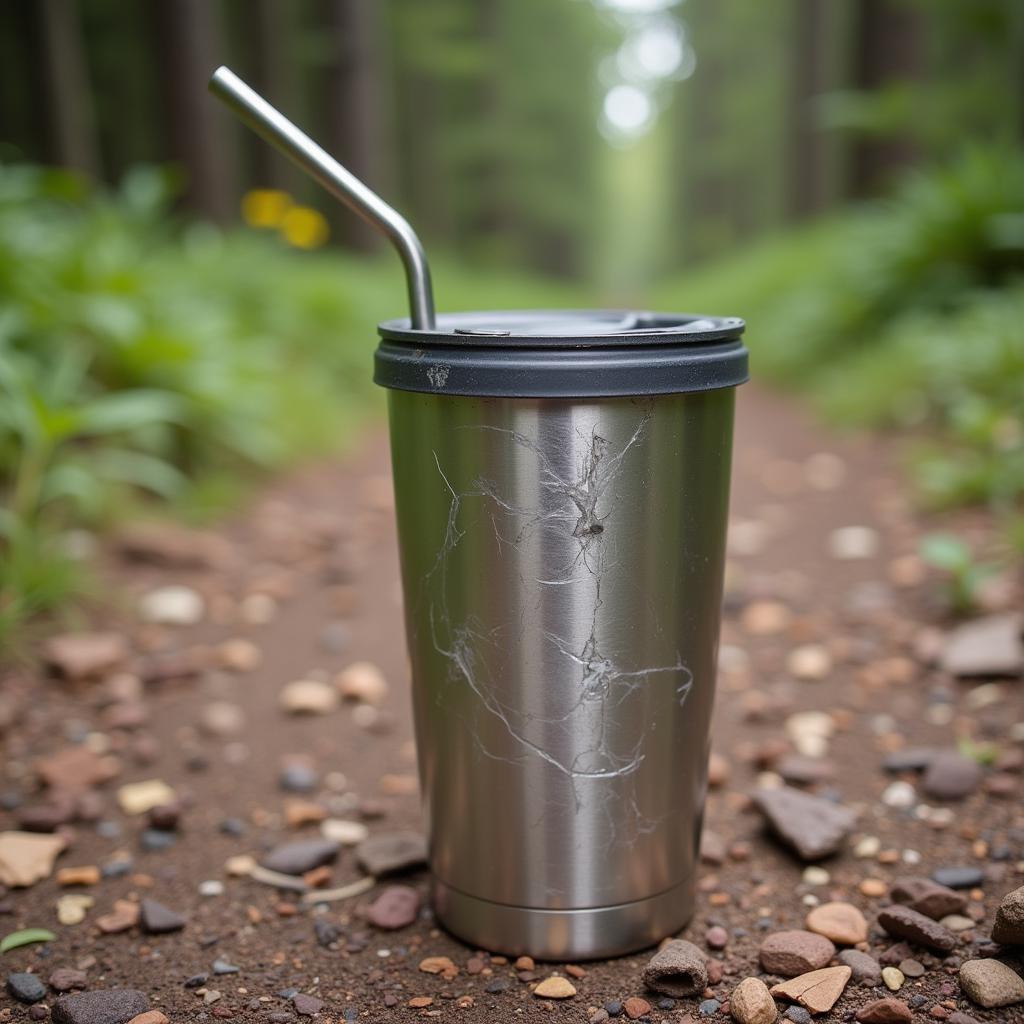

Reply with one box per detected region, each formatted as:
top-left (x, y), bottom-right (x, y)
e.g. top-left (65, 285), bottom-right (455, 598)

top-left (1, 384), bottom-right (1022, 1024)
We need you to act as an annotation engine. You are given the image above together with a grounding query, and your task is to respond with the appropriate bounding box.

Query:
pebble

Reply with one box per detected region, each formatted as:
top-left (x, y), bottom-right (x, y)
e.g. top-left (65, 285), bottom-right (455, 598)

top-left (881, 967), bottom-right (905, 991)
top-left (48, 969), bottom-right (88, 993)
top-left (336, 662), bottom-right (389, 705)
top-left (198, 880), bottom-right (224, 897)
top-left (147, 802), bottom-right (181, 831)
top-left (138, 585), bottom-right (204, 625)
top-left (883, 748), bottom-right (937, 773)
top-left (940, 914), bottom-right (974, 931)
top-left (804, 901), bottom-right (868, 945)
top-left (533, 976), bottom-right (576, 999)
top-left (96, 899), bottom-right (139, 934)
top-left (941, 613), bottom-right (1024, 677)
top-left (260, 839), bottom-right (340, 876)
top-left (292, 994), bottom-right (323, 1016)
top-left (890, 877), bottom-right (966, 919)
top-left (279, 680), bottom-right (338, 715)
top-left (57, 894), bottom-right (94, 925)
top-left (785, 711), bottom-right (834, 757)
top-left (279, 763), bottom-right (319, 793)
top-left (321, 819), bottom-right (369, 846)
top-left (200, 701), bottom-right (245, 738)
top-left (787, 644), bottom-right (832, 681)
top-left (958, 957), bottom-right (1024, 1008)
top-left (752, 786), bottom-right (856, 861)
top-left (217, 638), bottom-right (261, 672)
top-left (641, 939), bottom-right (708, 997)
top-left (992, 883), bottom-right (1024, 944)
top-left (932, 866), bottom-right (984, 889)
top-left (698, 998), bottom-right (721, 1016)
top-left (855, 998), bottom-right (912, 1023)
top-left (125, 1013), bottom-right (168, 1024)
top-left (139, 897), bottom-right (186, 934)
top-left (52, 989), bottom-right (149, 1024)
top-left (42, 632), bottom-right (128, 680)
top-left (140, 829), bottom-right (176, 851)
top-left (729, 976), bottom-right (777, 1024)
top-left (921, 751), bottom-right (982, 800)
top-left (7, 973), bottom-right (47, 1003)
top-left (622, 996), bottom-right (651, 1019)
top-left (706, 925), bottom-right (729, 949)
top-left (783, 1009), bottom-right (812, 1024)
top-left (770, 965), bottom-right (851, 1015)
top-left (0, 831), bottom-right (67, 887)
top-left (741, 600), bottom-right (791, 636)
top-left (366, 885), bottom-right (420, 929)
top-left (117, 779), bottom-right (175, 816)
top-left (829, 525), bottom-right (878, 560)
top-left (898, 958), bottom-right (924, 978)
top-left (778, 756), bottom-right (835, 787)
top-left (881, 781), bottom-right (917, 809)
top-left (355, 831), bottom-right (427, 876)
top-left (801, 866), bottom-right (830, 886)
top-left (877, 905), bottom-right (957, 952)
top-left (759, 930), bottom-right (836, 976)
top-left (57, 865), bottom-right (101, 887)
top-left (838, 949), bottom-right (882, 986)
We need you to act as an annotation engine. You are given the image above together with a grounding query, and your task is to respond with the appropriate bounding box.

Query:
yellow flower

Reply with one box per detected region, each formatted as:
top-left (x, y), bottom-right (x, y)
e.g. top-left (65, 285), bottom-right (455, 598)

top-left (242, 189), bottom-right (292, 228)
top-left (280, 206), bottom-right (330, 249)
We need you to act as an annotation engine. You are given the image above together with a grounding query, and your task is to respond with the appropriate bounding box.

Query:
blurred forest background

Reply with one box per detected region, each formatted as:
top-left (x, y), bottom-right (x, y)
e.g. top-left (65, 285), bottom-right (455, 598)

top-left (0, 0), bottom-right (1022, 642)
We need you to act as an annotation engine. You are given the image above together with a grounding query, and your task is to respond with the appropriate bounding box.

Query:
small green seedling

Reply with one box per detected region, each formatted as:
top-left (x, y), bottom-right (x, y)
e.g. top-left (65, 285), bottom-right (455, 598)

top-left (919, 532), bottom-right (998, 614)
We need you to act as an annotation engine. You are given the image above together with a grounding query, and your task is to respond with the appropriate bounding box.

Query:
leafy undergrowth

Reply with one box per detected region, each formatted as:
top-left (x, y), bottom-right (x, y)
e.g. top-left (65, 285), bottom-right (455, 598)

top-left (0, 165), bottom-right (588, 649)
top-left (658, 146), bottom-right (1024, 521)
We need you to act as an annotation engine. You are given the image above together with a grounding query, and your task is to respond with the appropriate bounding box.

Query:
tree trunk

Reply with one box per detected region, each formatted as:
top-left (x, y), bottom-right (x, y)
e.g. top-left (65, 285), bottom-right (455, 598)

top-left (32, 0), bottom-right (100, 177)
top-left (323, 0), bottom-right (385, 251)
top-left (152, 0), bottom-right (234, 222)
top-left (789, 0), bottom-right (828, 218)
top-left (248, 0), bottom-right (294, 191)
top-left (847, 0), bottom-right (921, 198)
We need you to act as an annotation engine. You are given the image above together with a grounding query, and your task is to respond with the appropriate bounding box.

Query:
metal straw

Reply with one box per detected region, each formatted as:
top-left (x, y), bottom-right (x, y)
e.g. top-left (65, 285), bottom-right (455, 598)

top-left (208, 66), bottom-right (436, 330)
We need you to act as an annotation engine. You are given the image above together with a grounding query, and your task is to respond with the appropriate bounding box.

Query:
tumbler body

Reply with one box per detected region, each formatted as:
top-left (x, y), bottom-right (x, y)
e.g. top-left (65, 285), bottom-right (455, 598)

top-left (387, 387), bottom-right (735, 958)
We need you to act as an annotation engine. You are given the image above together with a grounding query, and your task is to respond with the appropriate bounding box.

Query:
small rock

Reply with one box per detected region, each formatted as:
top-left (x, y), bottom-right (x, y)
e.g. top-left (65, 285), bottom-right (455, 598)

top-left (699, 998), bottom-right (722, 1016)
top-left (200, 701), bottom-right (245, 738)
top-left (355, 832), bottom-right (427, 876)
top-left (313, 918), bottom-right (341, 947)
top-left (117, 780), bottom-right (175, 816)
top-left (941, 614), bottom-right (1024, 678)
top-left (855, 998), bottom-right (912, 1023)
top-left (622, 996), bottom-right (651, 1019)
top-left (782, 1010), bottom-right (812, 1024)
top-left (260, 839), bottom-right (340, 876)
top-left (138, 585), bottom-right (204, 625)
top-left (890, 877), bottom-right (966, 920)
top-left (336, 662), bottom-right (389, 705)
top-left (741, 600), bottom-right (791, 635)
top-left (279, 680), bottom-right (338, 716)
top-left (787, 644), bottom-right (832, 681)
top-left (883, 748), bottom-right (937, 773)
top-left (96, 899), bottom-right (139, 934)
top-left (279, 763), bottom-right (318, 794)
top-left (366, 885), bottom-right (420, 930)
top-left (898, 958), bottom-right (924, 978)
top-left (57, 865), bottom-right (101, 887)
top-left (958, 958), bottom-right (1024, 1008)
top-left (881, 967), bottom-right (905, 991)
top-left (125, 1013), bottom-right (169, 1024)
top-left (533, 976), bottom-right (576, 999)
top-left (212, 960), bottom-right (239, 975)
top-left (770, 965), bottom-right (851, 1015)
top-left (838, 949), bottom-right (881, 986)
top-left (706, 925), bottom-right (729, 949)
top-left (56, 894), bottom-right (93, 925)
top-left (217, 639), bottom-right (261, 673)
top-left (921, 751), bottom-right (983, 800)
top-left (292, 994), bottom-right (323, 1016)
top-left (642, 939), bottom-right (708, 997)
top-left (992, 884), bottom-right (1024, 944)
top-left (829, 525), bottom-right (878, 560)
top-left (759, 930), bottom-right (836, 977)
top-left (7, 973), bottom-right (47, 1004)
top-left (805, 902), bottom-right (868, 945)
top-left (877, 905), bottom-right (957, 952)
top-left (752, 786), bottom-right (856, 861)
top-left (777, 755), bottom-right (835, 786)
top-left (729, 976), bottom-right (777, 1024)
top-left (0, 831), bottom-right (67, 887)
top-left (418, 956), bottom-right (456, 975)
top-left (882, 781), bottom-right (916, 809)
top-left (940, 913), bottom-right (974, 931)
top-left (48, 969), bottom-right (88, 993)
top-left (139, 898), bottom-right (186, 934)
top-left (42, 633), bottom-right (127, 680)
top-left (700, 829), bottom-right (727, 865)
top-left (52, 989), bottom-right (149, 1024)
top-left (321, 819), bottom-right (368, 846)
top-left (932, 866), bottom-right (984, 889)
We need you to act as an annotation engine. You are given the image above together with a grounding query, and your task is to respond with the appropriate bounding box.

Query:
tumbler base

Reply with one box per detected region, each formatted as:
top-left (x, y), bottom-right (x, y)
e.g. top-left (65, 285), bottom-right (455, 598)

top-left (432, 876), bottom-right (694, 961)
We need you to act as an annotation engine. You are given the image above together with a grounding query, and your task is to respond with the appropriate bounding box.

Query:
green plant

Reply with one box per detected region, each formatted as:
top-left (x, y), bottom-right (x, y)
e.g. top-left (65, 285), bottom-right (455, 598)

top-left (919, 532), bottom-right (998, 613)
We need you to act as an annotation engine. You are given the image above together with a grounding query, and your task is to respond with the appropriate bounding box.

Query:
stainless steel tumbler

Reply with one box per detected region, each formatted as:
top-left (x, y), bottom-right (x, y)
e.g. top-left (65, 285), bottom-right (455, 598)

top-left (208, 68), bottom-right (749, 961)
top-left (376, 310), bottom-right (748, 959)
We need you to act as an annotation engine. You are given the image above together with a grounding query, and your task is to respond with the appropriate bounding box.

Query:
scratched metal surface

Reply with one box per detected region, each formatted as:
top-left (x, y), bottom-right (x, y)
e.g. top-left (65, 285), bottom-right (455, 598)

top-left (388, 389), bottom-right (735, 955)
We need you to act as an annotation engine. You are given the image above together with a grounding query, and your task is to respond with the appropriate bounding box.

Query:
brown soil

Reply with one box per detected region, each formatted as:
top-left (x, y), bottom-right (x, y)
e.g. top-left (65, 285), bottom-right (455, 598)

top-left (1, 384), bottom-right (1022, 1023)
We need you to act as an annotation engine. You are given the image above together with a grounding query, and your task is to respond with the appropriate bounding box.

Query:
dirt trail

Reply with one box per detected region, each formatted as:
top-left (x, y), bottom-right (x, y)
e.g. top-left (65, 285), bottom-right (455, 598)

top-left (1, 384), bottom-right (1022, 1023)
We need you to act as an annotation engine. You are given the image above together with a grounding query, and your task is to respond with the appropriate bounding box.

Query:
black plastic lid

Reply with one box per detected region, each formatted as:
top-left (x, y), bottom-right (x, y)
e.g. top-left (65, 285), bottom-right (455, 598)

top-left (373, 310), bottom-right (747, 398)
